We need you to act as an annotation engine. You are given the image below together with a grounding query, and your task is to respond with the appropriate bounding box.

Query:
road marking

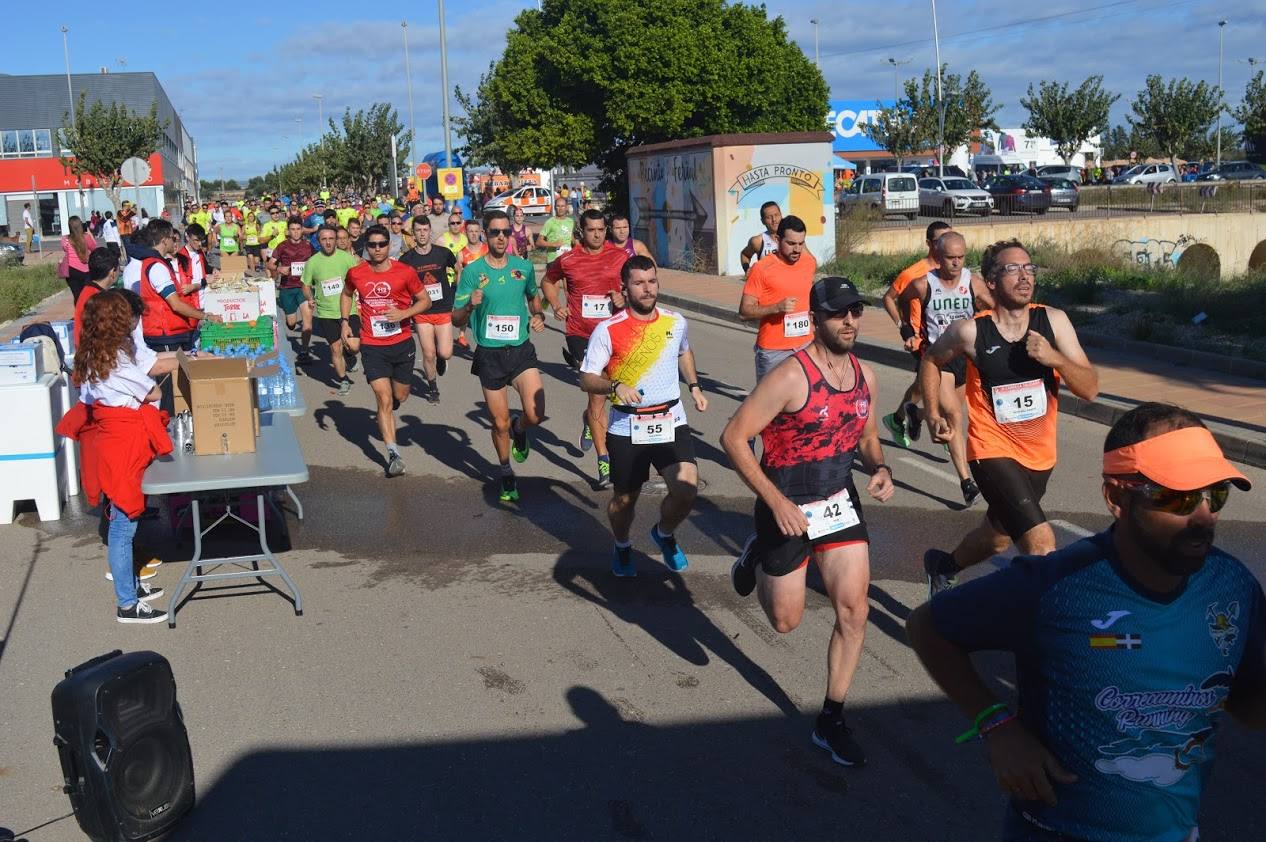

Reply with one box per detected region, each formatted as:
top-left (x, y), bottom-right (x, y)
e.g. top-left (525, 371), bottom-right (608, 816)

top-left (897, 455), bottom-right (959, 486)
top-left (1051, 519), bottom-right (1094, 538)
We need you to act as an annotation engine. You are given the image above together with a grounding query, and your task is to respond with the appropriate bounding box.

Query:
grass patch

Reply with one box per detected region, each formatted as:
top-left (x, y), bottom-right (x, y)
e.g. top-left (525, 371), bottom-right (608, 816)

top-left (0, 263), bottom-right (64, 323)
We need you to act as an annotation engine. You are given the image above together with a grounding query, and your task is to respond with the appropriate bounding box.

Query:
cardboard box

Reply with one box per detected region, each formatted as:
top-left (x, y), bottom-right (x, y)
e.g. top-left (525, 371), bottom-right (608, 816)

top-left (0, 344), bottom-right (43, 385)
top-left (253, 278), bottom-right (277, 315)
top-left (48, 320), bottom-right (75, 357)
top-left (219, 254), bottom-right (249, 275)
top-left (173, 352), bottom-right (278, 455)
top-left (202, 287), bottom-right (261, 323)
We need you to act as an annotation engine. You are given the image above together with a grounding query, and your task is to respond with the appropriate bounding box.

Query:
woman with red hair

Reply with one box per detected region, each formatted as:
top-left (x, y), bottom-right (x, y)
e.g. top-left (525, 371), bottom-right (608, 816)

top-left (57, 289), bottom-right (180, 623)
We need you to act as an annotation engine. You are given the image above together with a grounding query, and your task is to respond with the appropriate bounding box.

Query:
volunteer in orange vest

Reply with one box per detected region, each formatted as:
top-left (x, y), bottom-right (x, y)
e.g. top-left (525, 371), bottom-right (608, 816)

top-left (174, 223), bottom-right (214, 309)
top-left (738, 215), bottom-right (817, 383)
top-left (137, 220), bottom-right (220, 356)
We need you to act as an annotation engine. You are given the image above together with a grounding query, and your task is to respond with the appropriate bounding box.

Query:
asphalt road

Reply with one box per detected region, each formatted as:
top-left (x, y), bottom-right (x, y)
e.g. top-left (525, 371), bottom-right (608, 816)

top-left (1, 307), bottom-right (1263, 840)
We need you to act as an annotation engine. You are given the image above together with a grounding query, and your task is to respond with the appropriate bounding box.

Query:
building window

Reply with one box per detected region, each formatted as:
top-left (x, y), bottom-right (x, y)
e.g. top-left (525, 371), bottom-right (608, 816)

top-left (34, 129), bottom-right (51, 154)
top-left (1, 131), bottom-right (16, 156)
top-left (0, 128), bottom-right (56, 158)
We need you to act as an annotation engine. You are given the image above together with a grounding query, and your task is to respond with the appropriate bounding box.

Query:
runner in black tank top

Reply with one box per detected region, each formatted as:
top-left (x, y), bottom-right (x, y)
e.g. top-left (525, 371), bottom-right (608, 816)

top-left (723, 277), bottom-right (895, 768)
top-left (916, 239), bottom-right (1099, 598)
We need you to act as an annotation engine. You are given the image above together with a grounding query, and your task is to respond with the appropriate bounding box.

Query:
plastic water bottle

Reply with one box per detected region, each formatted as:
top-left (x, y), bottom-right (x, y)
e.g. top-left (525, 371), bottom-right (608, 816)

top-left (257, 376), bottom-right (269, 410)
top-left (270, 375), bottom-right (283, 408)
top-left (282, 375), bottom-right (295, 408)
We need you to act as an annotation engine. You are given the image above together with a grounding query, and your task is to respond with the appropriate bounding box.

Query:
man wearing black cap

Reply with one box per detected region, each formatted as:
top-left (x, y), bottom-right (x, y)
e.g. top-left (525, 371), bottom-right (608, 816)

top-left (906, 403), bottom-right (1264, 841)
top-left (722, 276), bottom-right (895, 768)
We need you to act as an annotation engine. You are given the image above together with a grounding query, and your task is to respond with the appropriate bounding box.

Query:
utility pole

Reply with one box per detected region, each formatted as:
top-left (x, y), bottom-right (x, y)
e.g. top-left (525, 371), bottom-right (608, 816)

top-left (1216, 20), bottom-right (1227, 169)
top-left (402, 21), bottom-right (419, 189)
top-left (886, 56), bottom-right (912, 102)
top-left (809, 19), bottom-right (820, 69)
top-left (61, 25), bottom-right (84, 220)
top-left (313, 93), bottom-right (325, 190)
top-left (931, 0), bottom-right (945, 177)
top-left (438, 0), bottom-right (454, 169)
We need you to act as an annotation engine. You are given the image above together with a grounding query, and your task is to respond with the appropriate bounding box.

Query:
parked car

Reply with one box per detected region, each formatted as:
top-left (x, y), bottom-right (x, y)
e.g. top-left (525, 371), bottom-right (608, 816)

top-left (983, 175), bottom-right (1051, 215)
top-left (1034, 165), bottom-right (1082, 183)
top-left (483, 184), bottom-right (555, 215)
top-left (1038, 177), bottom-right (1079, 211)
top-left (1195, 161), bottom-right (1266, 182)
top-left (1112, 163), bottom-right (1177, 185)
top-left (0, 241), bottom-right (23, 266)
top-left (918, 177), bottom-right (993, 216)
top-left (839, 173), bottom-right (920, 219)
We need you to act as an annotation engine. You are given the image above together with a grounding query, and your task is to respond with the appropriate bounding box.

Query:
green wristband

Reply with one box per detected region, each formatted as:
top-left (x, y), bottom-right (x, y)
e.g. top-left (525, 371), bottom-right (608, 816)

top-left (955, 702), bottom-right (1011, 745)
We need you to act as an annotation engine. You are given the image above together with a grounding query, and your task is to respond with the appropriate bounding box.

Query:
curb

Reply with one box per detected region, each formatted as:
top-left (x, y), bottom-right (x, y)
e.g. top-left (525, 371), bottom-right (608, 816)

top-left (657, 291), bottom-right (1266, 470)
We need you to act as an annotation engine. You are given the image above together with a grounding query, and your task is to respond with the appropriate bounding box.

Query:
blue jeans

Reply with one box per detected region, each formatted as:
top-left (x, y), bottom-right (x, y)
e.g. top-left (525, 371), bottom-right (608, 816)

top-left (107, 503), bottom-right (139, 608)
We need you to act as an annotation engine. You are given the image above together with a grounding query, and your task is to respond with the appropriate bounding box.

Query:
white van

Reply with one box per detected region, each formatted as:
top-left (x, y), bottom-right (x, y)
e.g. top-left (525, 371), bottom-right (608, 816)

top-left (839, 173), bottom-right (919, 219)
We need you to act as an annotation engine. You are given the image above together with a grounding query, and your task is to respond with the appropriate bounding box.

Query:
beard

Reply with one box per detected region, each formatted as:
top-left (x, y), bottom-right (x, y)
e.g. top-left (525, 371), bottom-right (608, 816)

top-left (1125, 504), bottom-right (1216, 577)
top-left (628, 293), bottom-right (657, 316)
top-left (817, 323), bottom-right (857, 354)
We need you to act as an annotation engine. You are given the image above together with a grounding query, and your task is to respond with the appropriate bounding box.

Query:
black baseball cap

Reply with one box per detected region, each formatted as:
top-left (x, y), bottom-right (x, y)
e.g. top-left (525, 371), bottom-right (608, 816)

top-left (810, 277), bottom-right (864, 314)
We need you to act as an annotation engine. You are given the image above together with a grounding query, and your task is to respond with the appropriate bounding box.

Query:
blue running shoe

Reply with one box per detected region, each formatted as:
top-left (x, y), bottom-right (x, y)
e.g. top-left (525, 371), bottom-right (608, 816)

top-left (650, 525), bottom-right (688, 572)
top-left (611, 545), bottom-right (636, 578)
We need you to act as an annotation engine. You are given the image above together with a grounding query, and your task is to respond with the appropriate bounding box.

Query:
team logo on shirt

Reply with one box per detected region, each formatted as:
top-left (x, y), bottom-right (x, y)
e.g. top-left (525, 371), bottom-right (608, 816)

top-left (1206, 602), bottom-right (1240, 656)
top-left (370, 281), bottom-right (391, 297)
top-left (1089, 633), bottom-right (1142, 650)
top-left (856, 398), bottom-right (870, 418)
top-left (510, 269), bottom-right (525, 281)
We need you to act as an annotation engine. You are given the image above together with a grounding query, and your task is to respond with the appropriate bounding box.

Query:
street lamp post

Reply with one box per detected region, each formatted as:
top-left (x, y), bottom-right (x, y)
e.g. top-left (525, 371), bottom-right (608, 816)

top-left (809, 19), bottom-right (820, 69)
top-left (402, 21), bottom-right (419, 194)
top-left (1216, 20), bottom-right (1227, 170)
top-left (438, 0), bottom-right (454, 170)
top-left (931, 0), bottom-right (945, 177)
top-left (886, 56), bottom-right (911, 102)
top-left (313, 93), bottom-right (325, 190)
top-left (61, 25), bottom-right (84, 219)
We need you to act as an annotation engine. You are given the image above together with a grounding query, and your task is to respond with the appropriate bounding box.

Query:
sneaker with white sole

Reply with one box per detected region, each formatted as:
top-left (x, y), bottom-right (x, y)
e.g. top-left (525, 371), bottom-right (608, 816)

top-left (137, 583), bottom-right (165, 602)
top-left (730, 534), bottom-right (758, 597)
top-left (811, 714), bottom-right (867, 767)
top-left (386, 453), bottom-right (406, 478)
top-left (116, 600), bottom-right (168, 624)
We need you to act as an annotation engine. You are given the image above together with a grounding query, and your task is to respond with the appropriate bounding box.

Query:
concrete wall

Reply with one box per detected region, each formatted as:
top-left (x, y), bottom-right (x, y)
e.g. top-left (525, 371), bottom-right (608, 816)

top-left (857, 212), bottom-right (1266, 278)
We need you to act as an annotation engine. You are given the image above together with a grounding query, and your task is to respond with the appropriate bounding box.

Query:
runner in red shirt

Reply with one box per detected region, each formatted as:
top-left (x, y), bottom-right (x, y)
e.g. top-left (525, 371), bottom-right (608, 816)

top-left (267, 217), bottom-right (316, 363)
top-left (542, 208), bottom-right (629, 487)
top-left (340, 223), bottom-right (431, 478)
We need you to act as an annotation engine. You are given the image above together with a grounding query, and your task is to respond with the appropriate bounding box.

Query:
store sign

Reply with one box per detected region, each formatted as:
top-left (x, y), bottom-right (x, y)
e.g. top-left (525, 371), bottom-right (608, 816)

top-left (826, 99), bottom-right (896, 153)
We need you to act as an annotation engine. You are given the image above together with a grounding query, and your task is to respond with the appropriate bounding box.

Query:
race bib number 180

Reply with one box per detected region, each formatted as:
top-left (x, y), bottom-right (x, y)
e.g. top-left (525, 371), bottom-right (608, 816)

top-left (783, 311), bottom-right (811, 338)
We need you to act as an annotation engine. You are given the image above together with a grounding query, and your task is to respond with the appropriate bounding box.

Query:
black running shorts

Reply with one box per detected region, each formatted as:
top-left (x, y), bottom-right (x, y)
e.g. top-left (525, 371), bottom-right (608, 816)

top-left (315, 315), bottom-right (360, 345)
top-left (749, 482), bottom-right (869, 577)
top-left (565, 334), bottom-right (590, 369)
top-left (606, 425), bottom-right (696, 494)
top-left (472, 341), bottom-right (538, 391)
top-left (970, 457), bottom-right (1052, 540)
top-left (361, 338), bottom-right (415, 385)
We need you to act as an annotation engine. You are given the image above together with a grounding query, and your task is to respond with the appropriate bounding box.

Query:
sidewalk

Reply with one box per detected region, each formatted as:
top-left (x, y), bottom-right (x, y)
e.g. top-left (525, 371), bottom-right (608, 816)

top-left (655, 268), bottom-right (1266, 469)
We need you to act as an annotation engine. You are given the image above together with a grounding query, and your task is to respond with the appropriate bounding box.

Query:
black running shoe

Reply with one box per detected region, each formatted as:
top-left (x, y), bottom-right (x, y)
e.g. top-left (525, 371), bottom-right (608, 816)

top-left (904, 402), bottom-right (922, 442)
top-left (811, 714), bottom-right (867, 767)
top-left (730, 534), bottom-right (758, 597)
top-left (117, 600), bottom-right (168, 624)
top-left (961, 477), bottom-right (981, 506)
top-left (923, 548), bottom-right (958, 599)
top-left (436, 357), bottom-right (447, 377)
top-left (562, 346), bottom-right (578, 370)
top-left (426, 380), bottom-right (440, 404)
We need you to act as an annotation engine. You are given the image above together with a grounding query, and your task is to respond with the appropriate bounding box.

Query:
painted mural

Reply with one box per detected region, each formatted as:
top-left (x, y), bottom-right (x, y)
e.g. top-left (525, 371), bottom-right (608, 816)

top-left (628, 151), bottom-right (716, 272)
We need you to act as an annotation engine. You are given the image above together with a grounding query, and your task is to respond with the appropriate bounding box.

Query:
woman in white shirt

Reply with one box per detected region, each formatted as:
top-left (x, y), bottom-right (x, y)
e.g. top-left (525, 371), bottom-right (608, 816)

top-left (70, 289), bottom-right (180, 623)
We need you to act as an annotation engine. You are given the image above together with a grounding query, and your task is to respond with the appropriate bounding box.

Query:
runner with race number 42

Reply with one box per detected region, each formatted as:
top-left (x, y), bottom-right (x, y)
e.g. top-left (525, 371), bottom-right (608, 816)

top-left (579, 256), bottom-right (707, 577)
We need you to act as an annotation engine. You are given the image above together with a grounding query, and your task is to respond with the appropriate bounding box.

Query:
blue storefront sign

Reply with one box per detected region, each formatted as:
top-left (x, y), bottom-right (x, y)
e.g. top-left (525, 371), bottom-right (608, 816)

top-left (826, 99), bottom-right (896, 153)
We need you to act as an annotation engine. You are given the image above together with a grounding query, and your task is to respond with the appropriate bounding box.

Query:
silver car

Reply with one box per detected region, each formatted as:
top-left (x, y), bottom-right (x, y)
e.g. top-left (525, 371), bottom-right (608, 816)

top-left (1035, 165), bottom-right (1082, 183)
top-left (1112, 163), bottom-right (1177, 185)
top-left (918, 177), bottom-right (994, 216)
top-left (1038, 177), bottom-right (1079, 211)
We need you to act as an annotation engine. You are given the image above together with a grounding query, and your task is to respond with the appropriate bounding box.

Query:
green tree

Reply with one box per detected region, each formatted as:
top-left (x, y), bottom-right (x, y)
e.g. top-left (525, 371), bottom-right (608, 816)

top-left (1128, 75), bottom-right (1221, 174)
top-left (902, 65), bottom-right (1000, 167)
top-left (326, 104), bottom-right (407, 192)
top-left (1181, 126), bottom-right (1244, 163)
top-left (455, 0), bottom-right (828, 206)
top-left (1234, 70), bottom-right (1266, 164)
top-left (60, 92), bottom-right (166, 212)
top-left (861, 103), bottom-right (928, 169)
top-left (1020, 76), bottom-right (1119, 164)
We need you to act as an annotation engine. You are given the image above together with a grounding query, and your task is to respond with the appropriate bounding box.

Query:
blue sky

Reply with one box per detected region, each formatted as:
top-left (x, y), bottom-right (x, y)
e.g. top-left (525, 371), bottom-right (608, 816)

top-left (9, 0), bottom-right (1265, 179)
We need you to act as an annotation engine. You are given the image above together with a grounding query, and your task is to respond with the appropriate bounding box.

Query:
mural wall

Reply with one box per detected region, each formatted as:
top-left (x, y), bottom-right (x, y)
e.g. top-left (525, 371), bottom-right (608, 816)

top-left (628, 151), bottom-right (716, 273)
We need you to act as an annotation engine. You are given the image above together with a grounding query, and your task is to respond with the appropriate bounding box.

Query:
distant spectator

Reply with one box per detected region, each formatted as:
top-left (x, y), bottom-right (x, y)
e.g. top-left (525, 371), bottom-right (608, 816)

top-left (101, 211), bottom-right (121, 263)
top-left (22, 202), bottom-right (35, 252)
top-left (61, 215), bottom-right (98, 301)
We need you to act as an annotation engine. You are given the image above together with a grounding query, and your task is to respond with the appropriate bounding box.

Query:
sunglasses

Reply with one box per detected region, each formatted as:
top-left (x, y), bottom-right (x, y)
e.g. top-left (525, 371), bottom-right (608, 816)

top-left (449, 221), bottom-right (462, 226)
top-left (822, 303), bottom-right (865, 318)
top-left (366, 240), bottom-right (390, 248)
top-left (486, 228), bottom-right (511, 237)
top-left (1115, 479), bottom-right (1230, 515)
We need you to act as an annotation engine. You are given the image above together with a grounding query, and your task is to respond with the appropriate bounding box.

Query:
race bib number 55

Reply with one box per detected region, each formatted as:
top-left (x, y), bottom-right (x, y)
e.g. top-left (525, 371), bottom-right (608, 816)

top-left (630, 412), bottom-right (674, 445)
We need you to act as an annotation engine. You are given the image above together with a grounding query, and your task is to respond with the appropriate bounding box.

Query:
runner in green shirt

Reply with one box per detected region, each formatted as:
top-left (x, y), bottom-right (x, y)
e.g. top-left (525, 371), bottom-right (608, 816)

top-left (301, 226), bottom-right (363, 394)
top-left (217, 220), bottom-right (241, 255)
top-left (453, 209), bottom-right (547, 502)
top-left (536, 196), bottom-right (575, 262)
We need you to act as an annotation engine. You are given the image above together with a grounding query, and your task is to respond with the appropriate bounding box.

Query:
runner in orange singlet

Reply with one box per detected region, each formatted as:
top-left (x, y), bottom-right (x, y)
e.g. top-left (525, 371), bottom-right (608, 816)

top-left (917, 239), bottom-right (1098, 597)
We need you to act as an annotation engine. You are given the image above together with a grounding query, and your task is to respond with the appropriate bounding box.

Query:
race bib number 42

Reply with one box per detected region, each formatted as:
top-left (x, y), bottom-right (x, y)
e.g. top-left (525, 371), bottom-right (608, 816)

top-left (485, 314), bottom-right (521, 341)
top-left (783, 311), bottom-right (811, 338)
top-left (582, 295), bottom-right (611, 320)
top-left (799, 488), bottom-right (860, 540)
top-left (630, 412), bottom-right (674, 445)
top-left (992, 378), bottom-right (1048, 424)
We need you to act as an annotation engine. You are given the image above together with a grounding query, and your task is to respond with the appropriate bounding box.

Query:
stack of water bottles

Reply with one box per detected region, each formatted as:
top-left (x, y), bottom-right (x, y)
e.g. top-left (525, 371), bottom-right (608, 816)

top-left (256, 353), bottom-right (297, 411)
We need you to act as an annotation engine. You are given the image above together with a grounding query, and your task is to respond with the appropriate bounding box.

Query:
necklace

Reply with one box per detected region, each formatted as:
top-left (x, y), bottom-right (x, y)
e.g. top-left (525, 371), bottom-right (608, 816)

top-left (817, 347), bottom-right (853, 391)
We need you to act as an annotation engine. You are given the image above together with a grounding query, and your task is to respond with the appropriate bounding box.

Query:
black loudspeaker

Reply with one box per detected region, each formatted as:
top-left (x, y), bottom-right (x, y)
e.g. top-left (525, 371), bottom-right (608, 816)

top-left (51, 650), bottom-right (195, 841)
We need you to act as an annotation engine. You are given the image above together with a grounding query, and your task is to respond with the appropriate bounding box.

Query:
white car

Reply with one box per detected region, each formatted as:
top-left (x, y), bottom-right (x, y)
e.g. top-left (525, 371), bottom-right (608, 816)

top-left (840, 173), bottom-right (919, 219)
top-left (483, 185), bottom-right (555, 215)
top-left (918, 177), bottom-right (994, 217)
top-left (1112, 163), bottom-right (1177, 185)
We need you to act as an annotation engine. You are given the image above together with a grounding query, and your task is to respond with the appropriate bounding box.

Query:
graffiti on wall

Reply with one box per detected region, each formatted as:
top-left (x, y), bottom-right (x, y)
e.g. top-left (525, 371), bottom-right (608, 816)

top-left (628, 151), bottom-right (716, 271)
top-left (1111, 234), bottom-right (1198, 269)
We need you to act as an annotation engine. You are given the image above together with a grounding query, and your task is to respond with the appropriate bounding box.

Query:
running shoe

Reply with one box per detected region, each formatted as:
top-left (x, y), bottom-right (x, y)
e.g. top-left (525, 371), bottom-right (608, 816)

top-left (903, 402), bottom-right (922, 442)
top-left (961, 477), bottom-right (981, 506)
top-left (596, 455), bottom-right (611, 489)
top-left (137, 583), bottom-right (165, 602)
top-left (336, 378), bottom-right (353, 397)
top-left (562, 347), bottom-right (578, 370)
top-left (426, 380), bottom-right (440, 404)
top-left (346, 353), bottom-right (360, 373)
top-left (650, 526), bottom-right (688, 572)
top-left (611, 545), bottom-right (636, 578)
top-left (811, 715), bottom-right (867, 767)
top-left (511, 414), bottom-right (530, 463)
top-left (456, 333), bottom-right (470, 349)
top-left (436, 357), bottom-right (447, 377)
top-left (579, 413), bottom-right (593, 452)
top-left (730, 533), bottom-right (758, 597)
top-left (117, 600), bottom-right (168, 624)
top-left (297, 351), bottom-right (314, 366)
top-left (499, 474), bottom-right (520, 502)
top-left (386, 453), bottom-right (406, 478)
top-left (923, 548), bottom-right (958, 599)
top-left (882, 412), bottom-right (911, 449)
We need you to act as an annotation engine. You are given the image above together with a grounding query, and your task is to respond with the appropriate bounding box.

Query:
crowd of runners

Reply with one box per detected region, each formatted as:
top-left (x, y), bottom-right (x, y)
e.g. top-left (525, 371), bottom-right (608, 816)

top-left (74, 184), bottom-right (1262, 841)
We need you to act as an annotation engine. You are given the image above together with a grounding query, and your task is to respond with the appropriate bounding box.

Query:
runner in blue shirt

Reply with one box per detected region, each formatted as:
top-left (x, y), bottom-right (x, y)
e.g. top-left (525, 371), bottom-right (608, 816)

top-left (907, 402), bottom-right (1264, 842)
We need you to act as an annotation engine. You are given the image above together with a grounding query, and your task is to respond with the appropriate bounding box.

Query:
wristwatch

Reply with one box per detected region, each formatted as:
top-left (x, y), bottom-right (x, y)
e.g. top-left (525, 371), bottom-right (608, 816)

top-left (688, 382), bottom-right (701, 392)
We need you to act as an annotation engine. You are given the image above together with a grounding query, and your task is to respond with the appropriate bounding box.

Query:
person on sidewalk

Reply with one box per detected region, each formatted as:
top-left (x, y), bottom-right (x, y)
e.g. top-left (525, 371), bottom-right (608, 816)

top-left (23, 202), bottom-right (36, 252)
top-left (882, 221), bottom-right (953, 446)
top-left (919, 239), bottom-right (1098, 597)
top-left (906, 402), bottom-right (1264, 842)
top-left (58, 289), bottom-right (181, 624)
top-left (738, 215), bottom-right (817, 383)
top-left (61, 215), bottom-right (98, 301)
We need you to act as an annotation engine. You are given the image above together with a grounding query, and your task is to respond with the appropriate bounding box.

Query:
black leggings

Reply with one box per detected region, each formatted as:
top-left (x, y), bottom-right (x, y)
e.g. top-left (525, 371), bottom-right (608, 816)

top-left (66, 267), bottom-right (89, 302)
top-left (970, 457), bottom-right (1052, 540)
